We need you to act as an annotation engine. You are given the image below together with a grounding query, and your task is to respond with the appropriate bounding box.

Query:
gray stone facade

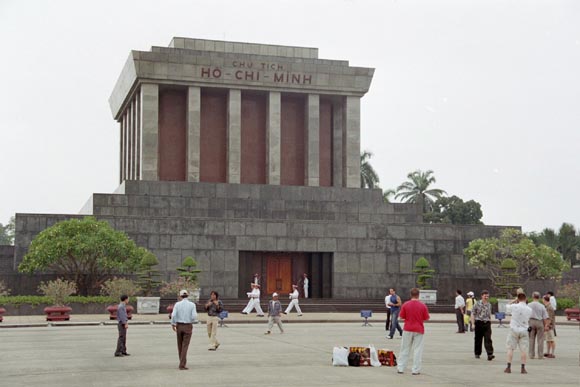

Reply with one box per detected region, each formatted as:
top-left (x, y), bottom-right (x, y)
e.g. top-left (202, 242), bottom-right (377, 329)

top-left (10, 181), bottom-right (507, 299)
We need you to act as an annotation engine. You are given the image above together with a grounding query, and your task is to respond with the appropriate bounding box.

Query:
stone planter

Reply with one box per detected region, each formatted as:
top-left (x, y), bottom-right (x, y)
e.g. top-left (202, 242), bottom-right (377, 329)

top-left (106, 305), bottom-right (134, 320)
top-left (44, 306), bottom-right (72, 321)
top-left (497, 299), bottom-right (511, 315)
top-left (419, 289), bottom-right (437, 305)
top-left (564, 308), bottom-right (580, 321)
top-left (137, 296), bottom-right (160, 314)
top-left (0, 307), bottom-right (5, 322)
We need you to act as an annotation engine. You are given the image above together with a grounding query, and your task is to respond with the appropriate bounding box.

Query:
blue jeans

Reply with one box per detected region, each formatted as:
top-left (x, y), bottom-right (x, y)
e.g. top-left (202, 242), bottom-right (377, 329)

top-left (389, 309), bottom-right (402, 337)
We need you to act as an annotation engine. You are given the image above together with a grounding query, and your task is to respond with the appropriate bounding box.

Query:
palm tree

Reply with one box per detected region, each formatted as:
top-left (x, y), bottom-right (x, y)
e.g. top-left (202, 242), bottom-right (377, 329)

top-left (383, 188), bottom-right (396, 203)
top-left (360, 151), bottom-right (380, 188)
top-left (395, 170), bottom-right (446, 212)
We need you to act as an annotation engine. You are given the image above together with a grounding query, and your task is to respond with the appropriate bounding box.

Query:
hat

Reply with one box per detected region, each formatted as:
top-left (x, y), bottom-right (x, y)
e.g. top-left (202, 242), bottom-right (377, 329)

top-left (179, 289), bottom-right (189, 296)
top-left (272, 292), bottom-right (279, 297)
top-left (292, 284), bottom-right (298, 288)
top-left (467, 291), bottom-right (474, 296)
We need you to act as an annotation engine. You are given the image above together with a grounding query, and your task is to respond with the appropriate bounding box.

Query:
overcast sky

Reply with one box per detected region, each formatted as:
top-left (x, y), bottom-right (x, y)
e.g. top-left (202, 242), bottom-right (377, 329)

top-left (0, 0), bottom-right (579, 233)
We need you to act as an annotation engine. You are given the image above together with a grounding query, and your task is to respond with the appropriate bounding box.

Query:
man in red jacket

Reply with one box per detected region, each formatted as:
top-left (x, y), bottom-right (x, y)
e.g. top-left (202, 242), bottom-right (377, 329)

top-left (396, 288), bottom-right (430, 375)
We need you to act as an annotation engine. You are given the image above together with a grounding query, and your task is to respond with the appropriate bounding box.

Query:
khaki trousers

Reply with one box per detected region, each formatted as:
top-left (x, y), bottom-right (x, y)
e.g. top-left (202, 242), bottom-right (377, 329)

top-left (528, 318), bottom-right (544, 358)
top-left (207, 315), bottom-right (220, 349)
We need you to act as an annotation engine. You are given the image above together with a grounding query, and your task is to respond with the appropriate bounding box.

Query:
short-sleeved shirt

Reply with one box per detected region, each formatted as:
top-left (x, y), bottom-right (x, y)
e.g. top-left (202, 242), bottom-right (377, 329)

top-left (528, 301), bottom-right (548, 320)
top-left (506, 302), bottom-right (532, 333)
top-left (545, 304), bottom-right (555, 329)
top-left (455, 295), bottom-right (465, 309)
top-left (400, 299), bottom-right (430, 334)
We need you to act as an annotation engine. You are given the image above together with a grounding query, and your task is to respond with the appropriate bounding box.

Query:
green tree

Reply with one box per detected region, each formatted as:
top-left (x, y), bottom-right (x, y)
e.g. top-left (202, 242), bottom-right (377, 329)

top-left (413, 257), bottom-right (436, 289)
top-left (558, 223), bottom-right (578, 264)
top-left (18, 217), bottom-right (146, 295)
top-left (136, 252), bottom-right (162, 297)
top-left (424, 195), bottom-right (483, 225)
top-left (0, 216), bottom-right (15, 245)
top-left (395, 170), bottom-right (446, 212)
top-left (382, 188), bottom-right (396, 203)
top-left (527, 228), bottom-right (558, 249)
top-left (464, 229), bottom-right (570, 296)
top-left (177, 256), bottom-right (201, 284)
top-left (360, 150), bottom-right (380, 188)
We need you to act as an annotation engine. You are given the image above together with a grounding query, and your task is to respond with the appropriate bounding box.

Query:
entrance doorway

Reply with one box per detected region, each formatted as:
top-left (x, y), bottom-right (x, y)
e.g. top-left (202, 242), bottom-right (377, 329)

top-left (266, 256), bottom-right (292, 294)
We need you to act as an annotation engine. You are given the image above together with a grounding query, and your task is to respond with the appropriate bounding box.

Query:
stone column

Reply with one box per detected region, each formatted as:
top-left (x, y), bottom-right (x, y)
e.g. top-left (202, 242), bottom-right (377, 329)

top-left (332, 99), bottom-right (343, 187)
top-left (187, 86), bottom-right (201, 182)
top-left (134, 94), bottom-right (141, 180)
top-left (305, 94), bottom-right (319, 186)
top-left (266, 91), bottom-right (281, 185)
top-left (127, 99), bottom-right (133, 180)
top-left (227, 89), bottom-right (241, 184)
top-left (343, 96), bottom-right (360, 188)
top-left (140, 83), bottom-right (159, 181)
top-left (119, 120), bottom-right (124, 183)
top-left (123, 112), bottom-right (129, 181)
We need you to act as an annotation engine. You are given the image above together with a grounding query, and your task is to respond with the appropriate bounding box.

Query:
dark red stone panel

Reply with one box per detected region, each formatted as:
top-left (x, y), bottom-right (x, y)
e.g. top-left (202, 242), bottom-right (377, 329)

top-left (241, 92), bottom-right (267, 184)
top-left (319, 99), bottom-right (333, 187)
top-left (200, 89), bottom-right (227, 183)
top-left (158, 88), bottom-right (186, 181)
top-left (281, 94), bottom-right (305, 186)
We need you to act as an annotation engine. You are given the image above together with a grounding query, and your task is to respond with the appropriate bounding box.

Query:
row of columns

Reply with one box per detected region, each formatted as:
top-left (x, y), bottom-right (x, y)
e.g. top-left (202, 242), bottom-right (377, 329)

top-left (121, 83), bottom-right (361, 188)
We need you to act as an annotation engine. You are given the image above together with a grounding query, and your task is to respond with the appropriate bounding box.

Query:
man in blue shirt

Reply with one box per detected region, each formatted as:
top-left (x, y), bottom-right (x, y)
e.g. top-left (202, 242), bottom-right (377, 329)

top-left (387, 288), bottom-right (403, 339)
top-left (114, 294), bottom-right (130, 357)
top-left (171, 289), bottom-right (198, 370)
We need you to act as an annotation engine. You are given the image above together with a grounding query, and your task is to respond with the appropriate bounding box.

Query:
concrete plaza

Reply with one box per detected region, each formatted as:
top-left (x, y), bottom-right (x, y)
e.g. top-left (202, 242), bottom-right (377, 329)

top-left (0, 319), bottom-right (578, 387)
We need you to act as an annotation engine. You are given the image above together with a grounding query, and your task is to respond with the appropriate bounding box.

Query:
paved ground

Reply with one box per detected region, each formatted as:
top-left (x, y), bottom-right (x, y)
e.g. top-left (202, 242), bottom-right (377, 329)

top-left (0, 316), bottom-right (578, 387)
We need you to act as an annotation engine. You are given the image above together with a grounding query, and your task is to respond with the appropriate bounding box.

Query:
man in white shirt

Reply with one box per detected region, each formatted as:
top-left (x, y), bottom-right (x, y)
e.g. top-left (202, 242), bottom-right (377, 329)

top-left (505, 292), bottom-right (533, 374)
top-left (171, 289), bottom-right (198, 370)
top-left (455, 289), bottom-right (466, 333)
top-left (241, 283), bottom-right (264, 316)
top-left (284, 284), bottom-right (302, 315)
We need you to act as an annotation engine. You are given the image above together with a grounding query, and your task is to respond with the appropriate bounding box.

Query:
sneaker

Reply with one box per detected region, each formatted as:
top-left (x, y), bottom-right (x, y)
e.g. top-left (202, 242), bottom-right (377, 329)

top-left (487, 355), bottom-right (495, 361)
top-left (504, 367), bottom-right (511, 373)
top-left (208, 348), bottom-right (216, 351)
top-left (387, 336), bottom-right (394, 339)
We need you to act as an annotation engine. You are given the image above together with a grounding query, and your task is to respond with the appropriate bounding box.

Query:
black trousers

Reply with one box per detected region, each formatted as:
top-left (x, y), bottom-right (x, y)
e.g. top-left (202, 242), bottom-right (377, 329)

top-left (385, 309), bottom-right (391, 331)
top-left (455, 309), bottom-right (465, 332)
top-left (116, 323), bottom-right (127, 354)
top-left (474, 320), bottom-right (494, 356)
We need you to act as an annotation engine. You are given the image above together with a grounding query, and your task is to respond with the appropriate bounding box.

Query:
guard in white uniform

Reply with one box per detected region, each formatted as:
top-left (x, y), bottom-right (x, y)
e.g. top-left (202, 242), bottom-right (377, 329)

top-left (241, 283), bottom-right (264, 316)
top-left (303, 273), bottom-right (309, 299)
top-left (284, 285), bottom-right (303, 315)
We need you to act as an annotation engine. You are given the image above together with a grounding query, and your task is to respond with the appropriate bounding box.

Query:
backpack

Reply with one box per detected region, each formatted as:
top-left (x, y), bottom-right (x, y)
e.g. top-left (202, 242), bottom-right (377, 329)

top-left (347, 352), bottom-right (361, 367)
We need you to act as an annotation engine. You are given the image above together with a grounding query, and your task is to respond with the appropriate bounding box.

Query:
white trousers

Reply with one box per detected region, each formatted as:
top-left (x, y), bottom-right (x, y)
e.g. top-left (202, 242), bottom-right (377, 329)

top-left (284, 299), bottom-right (302, 314)
top-left (303, 286), bottom-right (308, 299)
top-left (397, 331), bottom-right (425, 374)
top-left (242, 298), bottom-right (264, 315)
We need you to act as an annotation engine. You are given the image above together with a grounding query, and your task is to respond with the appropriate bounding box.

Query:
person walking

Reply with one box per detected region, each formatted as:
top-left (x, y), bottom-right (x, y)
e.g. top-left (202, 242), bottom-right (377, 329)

top-left (114, 294), bottom-right (130, 357)
top-left (241, 283), bottom-right (264, 316)
top-left (387, 288), bottom-right (403, 339)
top-left (384, 290), bottom-right (392, 333)
top-left (265, 292), bottom-right (284, 335)
top-left (471, 290), bottom-right (495, 360)
top-left (542, 294), bottom-right (556, 358)
top-left (528, 291), bottom-right (549, 360)
top-left (465, 291), bottom-right (476, 332)
top-left (204, 290), bottom-right (223, 351)
top-left (505, 292), bottom-right (533, 374)
top-left (284, 285), bottom-right (302, 316)
top-left (171, 289), bottom-right (198, 370)
top-left (455, 289), bottom-right (466, 333)
top-left (396, 288), bottom-right (430, 375)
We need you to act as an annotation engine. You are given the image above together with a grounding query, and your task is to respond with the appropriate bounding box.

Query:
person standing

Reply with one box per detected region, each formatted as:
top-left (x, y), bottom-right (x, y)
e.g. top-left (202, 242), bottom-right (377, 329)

top-left (396, 288), bottom-right (430, 375)
top-left (265, 292), bottom-right (284, 334)
top-left (542, 294), bottom-right (556, 358)
top-left (527, 291), bottom-right (549, 360)
top-left (387, 288), bottom-right (403, 339)
top-left (241, 283), bottom-right (264, 316)
top-left (302, 273), bottom-right (309, 299)
top-left (471, 290), bottom-right (495, 360)
top-left (505, 292), bottom-right (533, 374)
top-left (284, 285), bottom-right (302, 315)
top-left (171, 289), bottom-right (198, 370)
top-left (455, 289), bottom-right (466, 333)
top-left (547, 291), bottom-right (557, 336)
top-left (205, 290), bottom-right (223, 351)
top-left (114, 294), bottom-right (130, 357)
top-left (465, 291), bottom-right (476, 332)
top-left (384, 291), bottom-right (392, 333)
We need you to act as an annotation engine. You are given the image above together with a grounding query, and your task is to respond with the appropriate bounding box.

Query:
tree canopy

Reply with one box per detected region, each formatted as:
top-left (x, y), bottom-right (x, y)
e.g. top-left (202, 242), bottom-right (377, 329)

top-left (395, 170), bottom-right (446, 212)
top-left (18, 217), bottom-right (146, 295)
top-left (424, 195), bottom-right (483, 225)
top-left (360, 150), bottom-right (380, 188)
top-left (0, 216), bottom-right (15, 245)
top-left (464, 228), bottom-right (570, 297)
top-left (527, 223), bottom-right (580, 267)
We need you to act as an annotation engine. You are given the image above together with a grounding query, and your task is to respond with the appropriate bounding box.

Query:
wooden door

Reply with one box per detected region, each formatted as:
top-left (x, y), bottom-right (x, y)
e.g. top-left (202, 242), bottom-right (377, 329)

top-left (266, 256), bottom-right (292, 294)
